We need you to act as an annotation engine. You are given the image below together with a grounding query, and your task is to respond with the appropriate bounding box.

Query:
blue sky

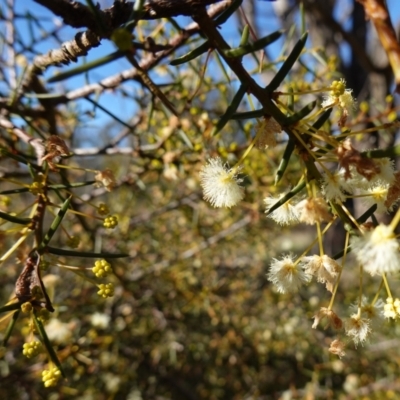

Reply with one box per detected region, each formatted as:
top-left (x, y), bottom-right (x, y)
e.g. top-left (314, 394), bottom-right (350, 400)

top-left (7, 0), bottom-right (400, 141)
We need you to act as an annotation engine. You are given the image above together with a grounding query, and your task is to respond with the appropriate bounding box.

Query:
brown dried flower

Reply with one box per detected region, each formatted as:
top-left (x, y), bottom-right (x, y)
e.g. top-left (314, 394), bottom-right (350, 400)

top-left (312, 307), bottom-right (343, 330)
top-left (302, 255), bottom-right (341, 292)
top-left (41, 135), bottom-right (70, 169)
top-left (329, 339), bottom-right (346, 358)
top-left (95, 169), bottom-right (116, 192)
top-left (296, 197), bottom-right (333, 225)
top-left (335, 139), bottom-right (380, 180)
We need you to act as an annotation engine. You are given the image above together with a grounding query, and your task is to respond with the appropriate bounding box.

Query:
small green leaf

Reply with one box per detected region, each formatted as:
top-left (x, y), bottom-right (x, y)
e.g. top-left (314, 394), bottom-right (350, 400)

top-left (239, 25), bottom-right (250, 47)
top-left (265, 178), bottom-right (306, 216)
top-left (38, 196), bottom-right (71, 250)
top-left (85, 0), bottom-right (107, 35)
top-left (214, 51), bottom-right (231, 83)
top-left (214, 0), bottom-right (243, 25)
top-left (0, 211), bottom-right (31, 225)
top-left (170, 40), bottom-right (210, 66)
top-left (0, 147), bottom-right (38, 167)
top-left (311, 108), bottom-right (332, 130)
top-left (0, 181), bottom-right (95, 195)
top-left (274, 138), bottom-right (295, 185)
top-left (300, 108), bottom-right (333, 148)
top-left (49, 181), bottom-right (96, 189)
top-left (224, 30), bottom-right (283, 58)
top-left (33, 311), bottom-right (66, 378)
top-left (0, 303), bottom-right (21, 314)
top-left (177, 128), bottom-right (194, 149)
top-left (231, 109), bottom-right (265, 120)
top-left (3, 311), bottom-right (20, 346)
top-left (48, 51), bottom-right (125, 83)
top-left (47, 246), bottom-right (128, 258)
top-left (284, 100), bottom-right (317, 125)
top-left (300, 2), bottom-right (306, 35)
top-left (362, 145), bottom-right (400, 159)
top-left (266, 32), bottom-right (308, 92)
top-left (211, 84), bottom-right (247, 136)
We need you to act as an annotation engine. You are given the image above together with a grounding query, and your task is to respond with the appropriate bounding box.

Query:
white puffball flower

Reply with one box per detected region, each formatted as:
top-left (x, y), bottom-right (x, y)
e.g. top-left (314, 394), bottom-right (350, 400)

top-left (345, 314), bottom-right (371, 347)
top-left (200, 157), bottom-right (244, 208)
top-left (351, 224), bottom-right (400, 275)
top-left (45, 319), bottom-right (74, 344)
top-left (91, 312), bottom-right (111, 329)
top-left (349, 296), bottom-right (384, 329)
top-left (264, 195), bottom-right (300, 225)
top-left (360, 181), bottom-right (390, 213)
top-left (322, 170), bottom-right (352, 202)
top-left (267, 254), bottom-right (311, 293)
top-left (373, 157), bottom-right (395, 185)
top-left (383, 297), bottom-right (400, 319)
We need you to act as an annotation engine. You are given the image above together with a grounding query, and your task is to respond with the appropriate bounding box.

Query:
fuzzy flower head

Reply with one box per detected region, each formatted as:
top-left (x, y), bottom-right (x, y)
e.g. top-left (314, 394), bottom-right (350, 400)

top-left (267, 254), bottom-right (311, 293)
top-left (351, 224), bottom-right (400, 275)
top-left (322, 170), bottom-right (352, 202)
top-left (91, 312), bottom-right (111, 329)
top-left (349, 296), bottom-right (384, 329)
top-left (373, 157), bottom-right (395, 184)
top-left (301, 255), bottom-right (340, 292)
top-left (45, 319), bottom-right (74, 344)
top-left (345, 314), bottom-right (371, 346)
top-left (360, 181), bottom-right (390, 213)
top-left (264, 195), bottom-right (300, 225)
top-left (383, 297), bottom-right (400, 319)
top-left (255, 117), bottom-right (282, 149)
top-left (200, 157), bottom-right (244, 208)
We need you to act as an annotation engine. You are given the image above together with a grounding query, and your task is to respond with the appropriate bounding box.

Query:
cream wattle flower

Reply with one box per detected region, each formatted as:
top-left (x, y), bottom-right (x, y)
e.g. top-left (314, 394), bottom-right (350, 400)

top-left (200, 157), bottom-right (244, 208)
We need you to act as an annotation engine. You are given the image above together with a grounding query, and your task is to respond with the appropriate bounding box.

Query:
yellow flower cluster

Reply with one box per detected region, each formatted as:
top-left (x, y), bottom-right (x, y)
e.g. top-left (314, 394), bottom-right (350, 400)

top-left (97, 283), bottom-right (115, 298)
top-left (92, 259), bottom-right (112, 278)
top-left (22, 341), bottom-right (41, 358)
top-left (42, 367), bottom-right (61, 387)
top-left (103, 215), bottom-right (118, 229)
